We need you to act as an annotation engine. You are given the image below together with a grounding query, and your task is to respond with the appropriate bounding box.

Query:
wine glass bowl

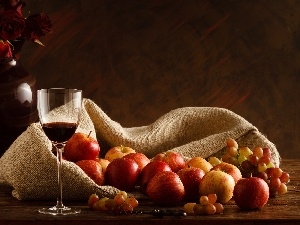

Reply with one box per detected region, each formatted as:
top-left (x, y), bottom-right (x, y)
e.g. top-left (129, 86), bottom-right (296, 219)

top-left (37, 88), bottom-right (82, 215)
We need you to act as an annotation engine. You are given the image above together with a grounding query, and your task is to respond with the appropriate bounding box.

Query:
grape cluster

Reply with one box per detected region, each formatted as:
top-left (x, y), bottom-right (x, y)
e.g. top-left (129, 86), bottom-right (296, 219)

top-left (214, 138), bottom-right (290, 197)
top-left (183, 193), bottom-right (224, 215)
top-left (88, 191), bottom-right (139, 214)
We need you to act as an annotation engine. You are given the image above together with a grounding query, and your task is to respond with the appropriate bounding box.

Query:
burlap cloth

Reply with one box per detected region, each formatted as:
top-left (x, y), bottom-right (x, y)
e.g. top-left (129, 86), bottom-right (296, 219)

top-left (0, 98), bottom-right (280, 200)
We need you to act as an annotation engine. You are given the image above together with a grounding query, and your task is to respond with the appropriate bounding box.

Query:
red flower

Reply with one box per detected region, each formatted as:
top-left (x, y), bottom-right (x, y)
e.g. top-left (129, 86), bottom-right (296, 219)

top-left (0, 0), bottom-right (51, 60)
top-left (23, 13), bottom-right (52, 42)
top-left (0, 10), bottom-right (25, 41)
top-left (0, 40), bottom-right (13, 58)
top-left (0, 0), bottom-right (26, 15)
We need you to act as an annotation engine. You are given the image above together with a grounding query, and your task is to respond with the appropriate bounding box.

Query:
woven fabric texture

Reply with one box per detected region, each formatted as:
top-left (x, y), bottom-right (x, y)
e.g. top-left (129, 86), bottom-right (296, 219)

top-left (0, 98), bottom-right (280, 200)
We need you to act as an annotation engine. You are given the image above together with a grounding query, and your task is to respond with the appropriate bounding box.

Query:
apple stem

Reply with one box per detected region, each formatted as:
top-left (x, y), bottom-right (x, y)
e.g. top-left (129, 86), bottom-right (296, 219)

top-left (88, 131), bottom-right (92, 138)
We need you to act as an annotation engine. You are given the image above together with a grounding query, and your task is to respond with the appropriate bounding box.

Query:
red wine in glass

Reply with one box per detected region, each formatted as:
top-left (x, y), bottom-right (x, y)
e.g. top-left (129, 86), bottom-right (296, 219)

top-left (42, 122), bottom-right (77, 143)
top-left (37, 88), bottom-right (82, 215)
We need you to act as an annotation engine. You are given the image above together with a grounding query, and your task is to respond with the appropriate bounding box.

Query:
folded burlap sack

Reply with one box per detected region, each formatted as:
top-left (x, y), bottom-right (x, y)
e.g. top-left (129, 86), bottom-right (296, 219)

top-left (0, 98), bottom-right (280, 200)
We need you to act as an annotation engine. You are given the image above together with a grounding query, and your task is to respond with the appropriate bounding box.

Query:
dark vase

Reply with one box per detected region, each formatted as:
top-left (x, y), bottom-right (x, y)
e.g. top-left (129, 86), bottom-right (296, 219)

top-left (0, 57), bottom-right (38, 156)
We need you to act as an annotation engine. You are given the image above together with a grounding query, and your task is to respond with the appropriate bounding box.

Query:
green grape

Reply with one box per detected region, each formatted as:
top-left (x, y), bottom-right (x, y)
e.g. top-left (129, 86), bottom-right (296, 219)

top-left (184, 203), bottom-right (196, 214)
top-left (277, 183), bottom-right (288, 194)
top-left (114, 191), bottom-right (127, 205)
top-left (226, 156), bottom-right (239, 166)
top-left (93, 197), bottom-right (109, 211)
top-left (238, 155), bottom-right (247, 164)
top-left (208, 156), bottom-right (221, 166)
top-left (117, 191), bottom-right (128, 199)
top-left (257, 162), bottom-right (267, 173)
top-left (239, 147), bottom-right (253, 157)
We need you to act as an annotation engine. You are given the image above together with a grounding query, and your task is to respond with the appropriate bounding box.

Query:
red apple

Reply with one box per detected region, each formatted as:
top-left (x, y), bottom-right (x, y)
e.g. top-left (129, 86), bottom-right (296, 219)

top-left (76, 160), bottom-right (105, 186)
top-left (146, 171), bottom-right (185, 206)
top-left (64, 132), bottom-right (100, 162)
top-left (234, 177), bottom-right (269, 210)
top-left (104, 145), bottom-right (136, 162)
top-left (211, 162), bottom-right (242, 183)
top-left (123, 152), bottom-right (150, 171)
top-left (199, 170), bottom-right (235, 203)
top-left (105, 157), bottom-right (140, 191)
top-left (177, 167), bottom-right (205, 201)
top-left (140, 161), bottom-right (172, 193)
top-left (151, 151), bottom-right (186, 172)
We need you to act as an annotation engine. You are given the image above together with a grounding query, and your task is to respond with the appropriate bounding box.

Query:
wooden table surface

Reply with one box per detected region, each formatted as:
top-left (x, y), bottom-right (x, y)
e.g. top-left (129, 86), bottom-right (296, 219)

top-left (1, 159), bottom-right (300, 225)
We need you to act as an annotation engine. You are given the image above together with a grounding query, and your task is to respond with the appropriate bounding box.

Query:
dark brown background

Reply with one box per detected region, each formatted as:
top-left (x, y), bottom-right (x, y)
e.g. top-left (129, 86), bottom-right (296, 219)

top-left (21, 0), bottom-right (299, 159)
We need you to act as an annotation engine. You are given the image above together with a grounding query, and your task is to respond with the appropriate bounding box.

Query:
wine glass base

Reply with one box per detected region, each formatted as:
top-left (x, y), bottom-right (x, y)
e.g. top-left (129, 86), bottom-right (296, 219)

top-left (38, 206), bottom-right (81, 215)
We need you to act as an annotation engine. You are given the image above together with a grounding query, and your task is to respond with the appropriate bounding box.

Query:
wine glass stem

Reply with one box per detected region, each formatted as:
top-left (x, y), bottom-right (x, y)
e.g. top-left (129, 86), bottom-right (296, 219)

top-left (56, 145), bottom-right (64, 209)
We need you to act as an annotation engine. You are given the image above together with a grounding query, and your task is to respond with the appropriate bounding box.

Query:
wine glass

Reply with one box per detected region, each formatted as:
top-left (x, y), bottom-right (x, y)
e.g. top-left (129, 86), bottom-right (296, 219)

top-left (37, 88), bottom-right (82, 215)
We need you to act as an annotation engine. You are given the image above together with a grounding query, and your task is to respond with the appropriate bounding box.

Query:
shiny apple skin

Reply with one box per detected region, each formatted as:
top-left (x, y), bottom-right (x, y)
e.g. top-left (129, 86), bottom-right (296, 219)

top-left (234, 177), bottom-right (269, 210)
top-left (105, 157), bottom-right (140, 191)
top-left (64, 132), bottom-right (100, 162)
top-left (146, 171), bottom-right (185, 206)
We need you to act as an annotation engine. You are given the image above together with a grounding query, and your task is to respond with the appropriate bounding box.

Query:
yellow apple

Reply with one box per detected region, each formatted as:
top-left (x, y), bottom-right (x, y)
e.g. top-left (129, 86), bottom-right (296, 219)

top-left (95, 157), bottom-right (110, 173)
top-left (104, 145), bottom-right (136, 162)
top-left (199, 170), bottom-right (235, 203)
top-left (211, 162), bottom-right (242, 183)
top-left (185, 157), bottom-right (213, 173)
